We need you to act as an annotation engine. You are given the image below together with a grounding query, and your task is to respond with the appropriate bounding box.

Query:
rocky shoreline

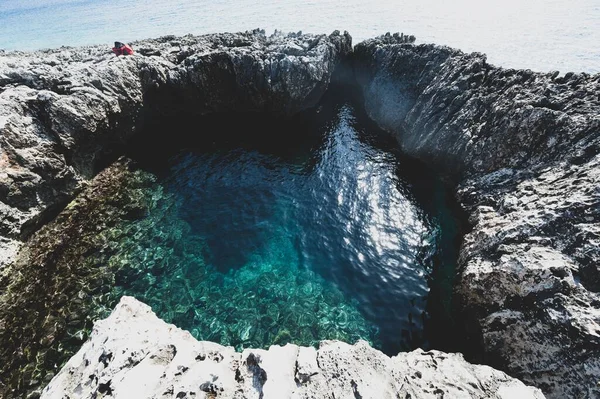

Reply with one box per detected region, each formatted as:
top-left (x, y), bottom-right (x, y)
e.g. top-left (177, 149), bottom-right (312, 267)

top-left (0, 29), bottom-right (598, 398)
top-left (40, 296), bottom-right (543, 399)
top-left (353, 35), bottom-right (600, 397)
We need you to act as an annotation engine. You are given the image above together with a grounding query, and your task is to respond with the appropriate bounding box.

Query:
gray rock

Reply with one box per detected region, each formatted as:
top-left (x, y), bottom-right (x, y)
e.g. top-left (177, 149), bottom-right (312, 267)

top-left (2, 28), bottom-right (598, 399)
top-left (40, 296), bottom-right (544, 399)
top-left (353, 37), bottom-right (600, 181)
top-left (0, 29), bottom-right (351, 268)
top-left (353, 34), bottom-right (600, 398)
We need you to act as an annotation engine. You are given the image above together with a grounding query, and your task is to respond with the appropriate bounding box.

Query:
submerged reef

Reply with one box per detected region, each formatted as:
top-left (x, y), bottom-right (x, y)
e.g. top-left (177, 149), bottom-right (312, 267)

top-left (0, 28), bottom-right (598, 398)
top-left (113, 224), bottom-right (378, 352)
top-left (107, 158), bottom-right (379, 353)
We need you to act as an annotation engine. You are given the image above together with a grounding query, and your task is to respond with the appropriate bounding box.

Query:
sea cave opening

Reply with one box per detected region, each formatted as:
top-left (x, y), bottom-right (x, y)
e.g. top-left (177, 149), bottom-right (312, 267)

top-left (114, 80), bottom-right (468, 357)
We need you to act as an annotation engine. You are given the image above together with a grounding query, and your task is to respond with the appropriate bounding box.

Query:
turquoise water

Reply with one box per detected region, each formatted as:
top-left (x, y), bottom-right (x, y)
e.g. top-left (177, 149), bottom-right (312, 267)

top-left (116, 89), bottom-right (461, 355)
top-left (1, 0), bottom-right (599, 73)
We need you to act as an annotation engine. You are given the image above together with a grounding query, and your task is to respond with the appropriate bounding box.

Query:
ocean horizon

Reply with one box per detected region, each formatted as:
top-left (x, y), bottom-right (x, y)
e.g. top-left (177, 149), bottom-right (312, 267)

top-left (0, 0), bottom-right (599, 74)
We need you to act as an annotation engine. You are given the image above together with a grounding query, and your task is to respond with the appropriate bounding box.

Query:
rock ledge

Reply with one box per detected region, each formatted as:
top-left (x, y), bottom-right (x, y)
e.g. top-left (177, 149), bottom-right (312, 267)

top-left (41, 296), bottom-right (544, 399)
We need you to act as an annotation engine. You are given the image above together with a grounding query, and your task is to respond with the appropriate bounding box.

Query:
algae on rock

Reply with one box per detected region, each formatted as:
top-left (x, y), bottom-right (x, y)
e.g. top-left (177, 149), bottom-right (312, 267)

top-left (0, 158), bottom-right (173, 397)
top-left (0, 153), bottom-right (379, 398)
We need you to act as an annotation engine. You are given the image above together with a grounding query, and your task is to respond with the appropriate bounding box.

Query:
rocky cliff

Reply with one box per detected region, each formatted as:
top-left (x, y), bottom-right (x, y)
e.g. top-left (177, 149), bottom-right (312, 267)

top-left (40, 296), bottom-right (543, 399)
top-left (0, 29), bottom-right (598, 399)
top-left (0, 30), bottom-right (352, 398)
top-left (0, 29), bottom-right (351, 270)
top-left (353, 34), bottom-right (600, 398)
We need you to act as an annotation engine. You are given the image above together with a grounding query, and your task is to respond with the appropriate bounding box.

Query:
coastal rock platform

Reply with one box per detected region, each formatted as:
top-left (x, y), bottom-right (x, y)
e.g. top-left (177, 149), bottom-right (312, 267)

top-left (0, 29), bottom-right (598, 398)
top-left (41, 296), bottom-right (543, 399)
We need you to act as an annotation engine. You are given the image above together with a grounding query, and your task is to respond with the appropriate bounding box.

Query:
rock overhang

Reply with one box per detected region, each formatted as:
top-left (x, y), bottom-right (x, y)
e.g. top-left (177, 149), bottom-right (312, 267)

top-left (0, 29), bottom-right (352, 268)
top-left (0, 29), bottom-right (598, 398)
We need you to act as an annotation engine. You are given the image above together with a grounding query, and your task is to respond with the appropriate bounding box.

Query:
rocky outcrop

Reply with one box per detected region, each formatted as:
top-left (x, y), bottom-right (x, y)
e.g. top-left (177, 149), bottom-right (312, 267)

top-left (353, 35), bottom-right (600, 398)
top-left (0, 158), bottom-right (179, 397)
top-left (0, 29), bottom-right (351, 269)
top-left (41, 296), bottom-right (544, 399)
top-left (2, 28), bottom-right (598, 399)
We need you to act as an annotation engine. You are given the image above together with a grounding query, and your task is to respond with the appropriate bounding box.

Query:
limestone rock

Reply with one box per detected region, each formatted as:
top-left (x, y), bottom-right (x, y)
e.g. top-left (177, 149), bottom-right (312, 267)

top-left (353, 37), bottom-right (600, 181)
top-left (353, 34), bottom-right (600, 398)
top-left (0, 29), bottom-right (351, 268)
top-left (3, 29), bottom-right (598, 399)
top-left (40, 296), bottom-right (544, 399)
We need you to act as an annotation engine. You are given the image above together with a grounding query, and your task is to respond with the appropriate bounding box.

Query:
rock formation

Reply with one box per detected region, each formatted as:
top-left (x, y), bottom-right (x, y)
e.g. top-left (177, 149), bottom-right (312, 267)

top-left (40, 296), bottom-right (544, 399)
top-left (0, 158), bottom-right (181, 396)
top-left (0, 29), bottom-right (351, 398)
top-left (353, 34), bottom-right (600, 398)
top-left (0, 29), bottom-right (351, 269)
top-left (1, 28), bottom-right (598, 398)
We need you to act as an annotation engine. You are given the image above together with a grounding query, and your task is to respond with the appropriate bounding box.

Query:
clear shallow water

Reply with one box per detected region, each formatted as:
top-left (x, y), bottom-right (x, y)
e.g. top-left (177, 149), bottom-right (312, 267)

top-left (0, 0), bottom-right (599, 73)
top-left (115, 91), bottom-right (460, 355)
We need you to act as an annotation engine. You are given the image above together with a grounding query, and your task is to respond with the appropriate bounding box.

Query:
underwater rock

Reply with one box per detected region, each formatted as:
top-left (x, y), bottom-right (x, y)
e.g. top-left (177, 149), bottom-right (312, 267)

top-left (0, 150), bottom-right (379, 398)
top-left (0, 157), bottom-right (181, 398)
top-left (40, 296), bottom-right (544, 399)
top-left (0, 29), bottom-right (351, 268)
top-left (353, 34), bottom-right (600, 398)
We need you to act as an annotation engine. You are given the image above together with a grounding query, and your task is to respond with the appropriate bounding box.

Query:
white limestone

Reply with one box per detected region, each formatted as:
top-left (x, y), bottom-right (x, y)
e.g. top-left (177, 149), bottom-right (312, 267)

top-left (41, 296), bottom-right (545, 399)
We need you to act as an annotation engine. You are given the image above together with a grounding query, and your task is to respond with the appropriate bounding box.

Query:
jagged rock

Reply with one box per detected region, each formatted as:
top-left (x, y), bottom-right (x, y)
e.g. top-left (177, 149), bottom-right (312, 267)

top-left (40, 296), bottom-right (544, 399)
top-left (0, 29), bottom-right (351, 268)
top-left (2, 28), bottom-right (598, 399)
top-left (0, 158), bottom-right (175, 398)
top-left (353, 35), bottom-right (600, 398)
top-left (353, 37), bottom-right (600, 181)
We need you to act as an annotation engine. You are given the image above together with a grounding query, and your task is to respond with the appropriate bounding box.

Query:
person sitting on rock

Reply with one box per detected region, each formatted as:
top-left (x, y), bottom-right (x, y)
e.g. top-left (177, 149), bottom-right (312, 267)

top-left (112, 41), bottom-right (134, 56)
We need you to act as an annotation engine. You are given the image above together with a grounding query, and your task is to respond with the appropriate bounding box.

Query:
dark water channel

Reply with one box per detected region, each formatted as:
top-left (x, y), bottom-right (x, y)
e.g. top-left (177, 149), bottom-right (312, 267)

top-left (123, 88), bottom-right (463, 356)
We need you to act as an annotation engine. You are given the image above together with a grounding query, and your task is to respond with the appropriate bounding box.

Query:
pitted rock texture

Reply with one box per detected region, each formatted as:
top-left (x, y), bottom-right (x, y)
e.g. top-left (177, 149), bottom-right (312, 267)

top-left (40, 296), bottom-right (544, 399)
top-left (353, 35), bottom-right (600, 398)
top-left (0, 29), bottom-right (351, 268)
top-left (455, 159), bottom-right (600, 398)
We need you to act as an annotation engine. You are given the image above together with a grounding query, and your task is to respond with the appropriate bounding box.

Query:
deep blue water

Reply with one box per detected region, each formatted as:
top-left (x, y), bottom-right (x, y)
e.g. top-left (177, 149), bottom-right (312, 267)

top-left (116, 90), bottom-right (461, 355)
top-left (1, 0), bottom-right (599, 73)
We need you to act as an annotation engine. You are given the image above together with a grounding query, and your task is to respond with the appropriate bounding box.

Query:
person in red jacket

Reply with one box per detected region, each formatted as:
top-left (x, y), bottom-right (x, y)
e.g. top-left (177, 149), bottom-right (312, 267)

top-left (112, 41), bottom-right (134, 56)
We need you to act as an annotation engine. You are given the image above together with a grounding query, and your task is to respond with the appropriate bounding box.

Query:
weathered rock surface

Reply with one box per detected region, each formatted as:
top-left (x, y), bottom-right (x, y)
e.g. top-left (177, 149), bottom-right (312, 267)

top-left (354, 34), bottom-right (600, 181)
top-left (0, 158), bottom-right (179, 397)
top-left (2, 28), bottom-right (598, 399)
top-left (41, 296), bottom-right (544, 399)
top-left (0, 29), bottom-right (351, 268)
top-left (353, 34), bottom-right (600, 398)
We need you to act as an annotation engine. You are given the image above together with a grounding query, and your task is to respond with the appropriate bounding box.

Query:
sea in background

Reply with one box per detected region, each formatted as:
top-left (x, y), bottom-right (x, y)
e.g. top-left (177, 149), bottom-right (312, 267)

top-left (0, 0), bottom-right (599, 74)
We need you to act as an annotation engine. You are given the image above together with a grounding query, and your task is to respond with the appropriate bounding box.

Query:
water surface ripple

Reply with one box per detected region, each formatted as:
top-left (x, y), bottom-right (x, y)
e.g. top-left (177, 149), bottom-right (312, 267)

top-left (116, 98), bottom-right (459, 355)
